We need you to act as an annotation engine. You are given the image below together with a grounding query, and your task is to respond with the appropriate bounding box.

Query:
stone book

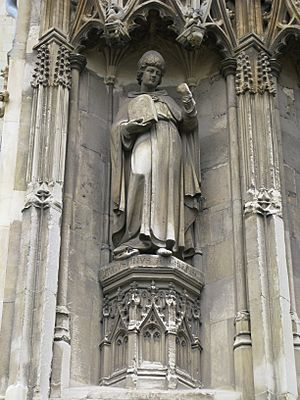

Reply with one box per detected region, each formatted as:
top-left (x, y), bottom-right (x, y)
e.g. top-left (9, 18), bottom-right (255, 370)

top-left (128, 94), bottom-right (158, 124)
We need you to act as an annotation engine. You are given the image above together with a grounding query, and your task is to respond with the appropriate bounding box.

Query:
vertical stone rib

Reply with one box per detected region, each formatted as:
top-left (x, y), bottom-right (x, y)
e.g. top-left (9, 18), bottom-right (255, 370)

top-left (57, 54), bottom-right (85, 307)
top-left (235, 0), bottom-right (264, 39)
top-left (42, 0), bottom-right (70, 36)
top-left (102, 78), bottom-right (114, 266)
top-left (222, 58), bottom-right (254, 400)
top-left (50, 53), bottom-right (86, 399)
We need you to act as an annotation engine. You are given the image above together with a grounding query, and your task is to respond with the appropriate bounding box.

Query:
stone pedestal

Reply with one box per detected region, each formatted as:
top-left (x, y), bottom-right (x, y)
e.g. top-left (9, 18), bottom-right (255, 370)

top-left (99, 255), bottom-right (204, 390)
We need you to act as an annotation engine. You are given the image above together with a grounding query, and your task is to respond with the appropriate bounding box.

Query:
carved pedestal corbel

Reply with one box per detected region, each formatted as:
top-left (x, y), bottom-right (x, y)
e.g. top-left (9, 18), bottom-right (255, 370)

top-left (99, 256), bottom-right (204, 390)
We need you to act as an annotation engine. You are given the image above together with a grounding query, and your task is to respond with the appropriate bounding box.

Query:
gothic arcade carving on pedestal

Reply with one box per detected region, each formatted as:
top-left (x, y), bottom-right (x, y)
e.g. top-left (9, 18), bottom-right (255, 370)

top-left (99, 255), bottom-right (204, 389)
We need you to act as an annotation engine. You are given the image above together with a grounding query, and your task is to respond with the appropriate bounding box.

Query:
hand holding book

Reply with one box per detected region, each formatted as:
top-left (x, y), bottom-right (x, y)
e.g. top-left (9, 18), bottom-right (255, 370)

top-left (122, 118), bottom-right (154, 136)
top-left (122, 94), bottom-right (158, 137)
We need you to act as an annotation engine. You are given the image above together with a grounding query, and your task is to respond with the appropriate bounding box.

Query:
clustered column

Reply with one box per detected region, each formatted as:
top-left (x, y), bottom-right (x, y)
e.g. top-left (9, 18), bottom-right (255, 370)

top-left (221, 58), bottom-right (254, 400)
top-left (5, 26), bottom-right (73, 400)
top-left (233, 48), bottom-right (298, 400)
top-left (50, 53), bottom-right (86, 399)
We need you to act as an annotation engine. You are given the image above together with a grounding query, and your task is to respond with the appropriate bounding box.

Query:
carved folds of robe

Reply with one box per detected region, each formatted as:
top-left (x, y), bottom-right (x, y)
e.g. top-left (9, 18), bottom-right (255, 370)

top-left (111, 90), bottom-right (201, 258)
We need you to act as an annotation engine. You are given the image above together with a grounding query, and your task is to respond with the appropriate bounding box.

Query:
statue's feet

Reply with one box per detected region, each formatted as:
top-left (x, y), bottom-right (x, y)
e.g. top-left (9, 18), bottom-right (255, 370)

top-left (156, 248), bottom-right (172, 257)
top-left (113, 246), bottom-right (139, 260)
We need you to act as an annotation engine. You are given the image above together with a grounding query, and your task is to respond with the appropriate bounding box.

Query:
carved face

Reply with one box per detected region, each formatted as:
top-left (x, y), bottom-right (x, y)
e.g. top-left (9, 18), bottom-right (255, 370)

top-left (141, 66), bottom-right (162, 90)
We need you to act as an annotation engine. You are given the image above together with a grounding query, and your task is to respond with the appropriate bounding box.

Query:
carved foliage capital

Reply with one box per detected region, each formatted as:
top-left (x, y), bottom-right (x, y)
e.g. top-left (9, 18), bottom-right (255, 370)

top-left (23, 182), bottom-right (63, 211)
top-left (236, 52), bottom-right (255, 95)
top-left (257, 51), bottom-right (276, 95)
top-left (244, 186), bottom-right (282, 217)
top-left (234, 310), bottom-right (250, 324)
top-left (235, 51), bottom-right (276, 95)
top-left (31, 43), bottom-right (72, 89)
top-left (54, 46), bottom-right (72, 89)
top-left (32, 45), bottom-right (51, 88)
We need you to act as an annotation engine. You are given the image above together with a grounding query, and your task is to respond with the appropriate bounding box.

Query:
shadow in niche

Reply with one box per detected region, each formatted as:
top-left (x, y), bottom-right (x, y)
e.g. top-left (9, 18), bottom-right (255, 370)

top-left (129, 9), bottom-right (178, 43)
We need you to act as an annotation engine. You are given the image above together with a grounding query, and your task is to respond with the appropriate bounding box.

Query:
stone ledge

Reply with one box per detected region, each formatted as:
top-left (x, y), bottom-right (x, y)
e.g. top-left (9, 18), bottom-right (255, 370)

top-left (99, 255), bottom-right (204, 296)
top-left (60, 386), bottom-right (242, 400)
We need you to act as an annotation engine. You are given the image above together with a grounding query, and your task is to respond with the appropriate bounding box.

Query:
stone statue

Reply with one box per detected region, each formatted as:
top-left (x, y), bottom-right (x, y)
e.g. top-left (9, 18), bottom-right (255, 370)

top-left (111, 51), bottom-right (201, 260)
top-left (177, 5), bottom-right (207, 48)
top-left (105, 4), bottom-right (124, 23)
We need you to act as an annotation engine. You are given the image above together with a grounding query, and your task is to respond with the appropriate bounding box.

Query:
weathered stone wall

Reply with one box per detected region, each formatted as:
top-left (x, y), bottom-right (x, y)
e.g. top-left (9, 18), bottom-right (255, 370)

top-left (196, 74), bottom-right (235, 389)
top-left (68, 68), bottom-right (109, 385)
top-left (279, 58), bottom-right (300, 317)
top-left (0, 7), bottom-right (16, 363)
top-left (0, 1), bottom-right (15, 58)
top-left (276, 56), bottom-right (300, 388)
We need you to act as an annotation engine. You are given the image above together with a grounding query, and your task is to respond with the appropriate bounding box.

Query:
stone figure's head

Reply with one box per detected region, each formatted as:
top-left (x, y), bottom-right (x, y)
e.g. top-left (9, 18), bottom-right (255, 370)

top-left (137, 50), bottom-right (166, 88)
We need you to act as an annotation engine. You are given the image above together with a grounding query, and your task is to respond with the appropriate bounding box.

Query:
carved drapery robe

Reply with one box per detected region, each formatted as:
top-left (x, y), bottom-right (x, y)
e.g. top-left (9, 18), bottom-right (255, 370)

top-left (111, 90), bottom-right (201, 258)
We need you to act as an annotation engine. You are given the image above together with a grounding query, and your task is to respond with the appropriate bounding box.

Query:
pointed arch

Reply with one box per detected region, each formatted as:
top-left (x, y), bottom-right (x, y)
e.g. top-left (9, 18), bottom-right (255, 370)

top-left (124, 0), bottom-right (185, 27)
top-left (265, 0), bottom-right (300, 51)
top-left (270, 25), bottom-right (300, 56)
top-left (71, 19), bottom-right (104, 51)
top-left (139, 305), bottom-right (167, 365)
top-left (176, 330), bottom-right (191, 374)
top-left (139, 303), bottom-right (166, 332)
top-left (70, 0), bottom-right (106, 42)
top-left (199, 0), bottom-right (237, 58)
top-left (113, 328), bottom-right (128, 372)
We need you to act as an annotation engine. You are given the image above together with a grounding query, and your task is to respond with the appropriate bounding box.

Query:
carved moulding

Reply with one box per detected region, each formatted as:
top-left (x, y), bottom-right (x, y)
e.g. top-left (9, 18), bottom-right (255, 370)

top-left (99, 255), bottom-right (204, 390)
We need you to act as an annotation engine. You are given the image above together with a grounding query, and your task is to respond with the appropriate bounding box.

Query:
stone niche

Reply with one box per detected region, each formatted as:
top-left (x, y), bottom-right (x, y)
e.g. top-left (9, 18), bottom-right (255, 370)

top-left (68, 38), bottom-right (228, 390)
top-left (99, 255), bottom-right (204, 390)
